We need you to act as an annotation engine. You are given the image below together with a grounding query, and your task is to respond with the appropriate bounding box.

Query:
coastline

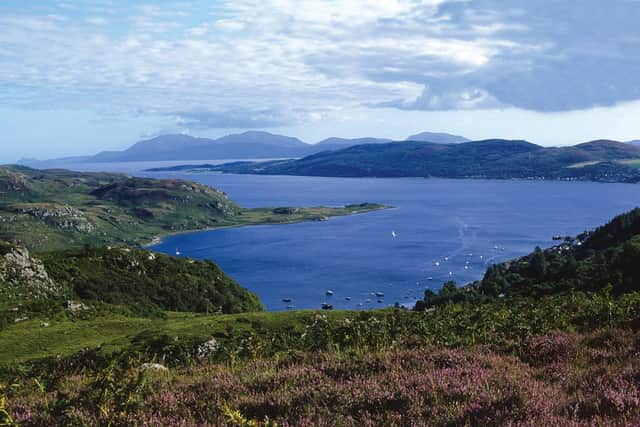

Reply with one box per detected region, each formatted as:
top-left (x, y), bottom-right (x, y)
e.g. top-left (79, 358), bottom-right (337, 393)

top-left (143, 204), bottom-right (391, 248)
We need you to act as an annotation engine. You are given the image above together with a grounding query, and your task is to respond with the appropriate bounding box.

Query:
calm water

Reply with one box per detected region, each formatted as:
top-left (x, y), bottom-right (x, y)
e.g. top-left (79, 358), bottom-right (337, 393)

top-left (134, 172), bottom-right (640, 311)
top-left (52, 161), bottom-right (640, 311)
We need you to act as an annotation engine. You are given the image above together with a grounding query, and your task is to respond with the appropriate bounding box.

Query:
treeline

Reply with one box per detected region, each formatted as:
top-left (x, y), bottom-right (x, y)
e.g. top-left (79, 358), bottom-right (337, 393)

top-left (40, 246), bottom-right (263, 316)
top-left (416, 207), bottom-right (640, 310)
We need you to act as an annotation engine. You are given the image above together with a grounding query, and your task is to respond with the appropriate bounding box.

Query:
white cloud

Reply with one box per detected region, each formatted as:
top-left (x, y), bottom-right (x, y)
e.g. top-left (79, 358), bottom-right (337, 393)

top-left (1, 0), bottom-right (638, 129)
top-left (213, 19), bottom-right (245, 31)
top-left (86, 16), bottom-right (108, 25)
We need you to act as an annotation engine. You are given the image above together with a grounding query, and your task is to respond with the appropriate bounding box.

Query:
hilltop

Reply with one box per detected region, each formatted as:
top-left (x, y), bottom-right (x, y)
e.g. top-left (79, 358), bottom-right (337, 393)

top-left (0, 165), bottom-right (387, 251)
top-left (183, 138), bottom-right (640, 183)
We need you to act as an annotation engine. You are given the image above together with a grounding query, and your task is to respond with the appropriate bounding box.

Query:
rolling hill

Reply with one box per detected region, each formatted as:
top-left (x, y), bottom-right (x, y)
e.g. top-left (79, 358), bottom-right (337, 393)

top-left (0, 165), bottom-right (386, 251)
top-left (189, 138), bottom-right (640, 182)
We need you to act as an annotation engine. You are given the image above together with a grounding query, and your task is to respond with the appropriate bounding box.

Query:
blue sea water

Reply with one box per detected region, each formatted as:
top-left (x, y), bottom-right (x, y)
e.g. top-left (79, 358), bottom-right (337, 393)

top-left (136, 172), bottom-right (640, 311)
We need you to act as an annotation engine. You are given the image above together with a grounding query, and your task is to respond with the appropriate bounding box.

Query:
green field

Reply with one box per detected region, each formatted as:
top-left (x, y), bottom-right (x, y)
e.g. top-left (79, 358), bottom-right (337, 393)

top-left (0, 310), bottom-right (358, 366)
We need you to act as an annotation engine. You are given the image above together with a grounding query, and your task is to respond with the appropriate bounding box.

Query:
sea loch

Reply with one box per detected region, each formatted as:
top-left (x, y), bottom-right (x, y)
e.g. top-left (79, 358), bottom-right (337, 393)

top-left (146, 172), bottom-right (640, 311)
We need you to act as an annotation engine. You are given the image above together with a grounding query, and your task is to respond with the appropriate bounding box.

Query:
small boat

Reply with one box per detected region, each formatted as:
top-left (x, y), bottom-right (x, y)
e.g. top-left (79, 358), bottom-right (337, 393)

top-left (427, 277), bottom-right (433, 281)
top-left (321, 303), bottom-right (333, 310)
top-left (325, 290), bottom-right (334, 296)
top-left (282, 298), bottom-right (292, 303)
top-left (365, 298), bottom-right (372, 303)
top-left (448, 271), bottom-right (453, 276)
top-left (464, 265), bottom-right (469, 270)
top-left (375, 292), bottom-right (384, 297)
top-left (175, 248), bottom-right (181, 256)
top-left (377, 299), bottom-right (383, 303)
top-left (444, 256), bottom-right (449, 261)
top-left (434, 261), bottom-right (440, 267)
top-left (345, 296), bottom-right (351, 301)
top-left (391, 230), bottom-right (398, 238)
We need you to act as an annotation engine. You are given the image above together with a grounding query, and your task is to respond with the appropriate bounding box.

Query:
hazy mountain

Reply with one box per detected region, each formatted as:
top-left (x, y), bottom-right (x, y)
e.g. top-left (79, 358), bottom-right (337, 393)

top-left (87, 131), bottom-right (311, 162)
top-left (215, 131), bottom-right (306, 148)
top-left (627, 140), bottom-right (640, 146)
top-left (312, 137), bottom-right (393, 152)
top-left (190, 139), bottom-right (640, 183)
top-left (405, 131), bottom-right (470, 144)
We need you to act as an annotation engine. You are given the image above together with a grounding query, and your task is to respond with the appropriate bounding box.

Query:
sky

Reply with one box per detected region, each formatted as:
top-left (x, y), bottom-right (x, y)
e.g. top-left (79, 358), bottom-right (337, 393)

top-left (2, 0), bottom-right (640, 161)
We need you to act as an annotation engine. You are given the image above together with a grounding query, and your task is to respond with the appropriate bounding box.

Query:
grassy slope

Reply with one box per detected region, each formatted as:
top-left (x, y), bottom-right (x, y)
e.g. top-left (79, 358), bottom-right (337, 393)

top-left (0, 166), bottom-right (387, 251)
top-left (0, 310), bottom-right (356, 365)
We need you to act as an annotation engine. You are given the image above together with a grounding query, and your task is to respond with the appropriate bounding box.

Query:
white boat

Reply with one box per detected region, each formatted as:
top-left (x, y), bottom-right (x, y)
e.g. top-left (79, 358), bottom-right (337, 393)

top-left (427, 277), bottom-right (433, 281)
top-left (391, 230), bottom-right (398, 238)
top-left (325, 290), bottom-right (334, 296)
top-left (175, 249), bottom-right (181, 256)
top-left (434, 261), bottom-right (440, 267)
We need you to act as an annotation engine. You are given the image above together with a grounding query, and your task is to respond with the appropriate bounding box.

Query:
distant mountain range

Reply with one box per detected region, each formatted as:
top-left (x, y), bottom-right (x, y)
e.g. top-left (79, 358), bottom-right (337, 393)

top-left (405, 131), bottom-right (470, 144)
top-left (19, 130), bottom-right (468, 166)
top-left (150, 139), bottom-right (640, 183)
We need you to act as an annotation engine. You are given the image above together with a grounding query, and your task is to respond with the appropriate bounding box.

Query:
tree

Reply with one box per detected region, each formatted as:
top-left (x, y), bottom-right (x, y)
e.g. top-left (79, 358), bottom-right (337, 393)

top-left (530, 247), bottom-right (547, 279)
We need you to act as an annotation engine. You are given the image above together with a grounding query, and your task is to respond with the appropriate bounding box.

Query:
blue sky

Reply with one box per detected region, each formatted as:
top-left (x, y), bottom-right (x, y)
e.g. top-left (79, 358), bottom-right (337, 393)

top-left (2, 0), bottom-right (640, 161)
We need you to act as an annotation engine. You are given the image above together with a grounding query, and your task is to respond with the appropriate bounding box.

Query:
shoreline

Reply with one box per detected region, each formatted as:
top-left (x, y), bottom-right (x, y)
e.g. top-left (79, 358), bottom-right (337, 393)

top-left (146, 168), bottom-right (640, 185)
top-left (143, 204), bottom-right (391, 248)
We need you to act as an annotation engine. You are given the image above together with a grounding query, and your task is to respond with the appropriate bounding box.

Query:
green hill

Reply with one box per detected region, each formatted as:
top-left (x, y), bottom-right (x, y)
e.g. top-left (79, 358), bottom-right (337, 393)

top-left (0, 241), bottom-right (262, 325)
top-left (0, 165), bottom-right (386, 251)
top-left (181, 139), bottom-right (640, 182)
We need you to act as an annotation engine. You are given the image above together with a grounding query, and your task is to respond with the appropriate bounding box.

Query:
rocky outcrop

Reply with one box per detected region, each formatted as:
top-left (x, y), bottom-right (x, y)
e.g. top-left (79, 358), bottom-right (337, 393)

top-left (12, 204), bottom-right (96, 233)
top-left (0, 243), bottom-right (61, 301)
top-left (0, 170), bottom-right (30, 193)
top-left (64, 300), bottom-right (89, 312)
